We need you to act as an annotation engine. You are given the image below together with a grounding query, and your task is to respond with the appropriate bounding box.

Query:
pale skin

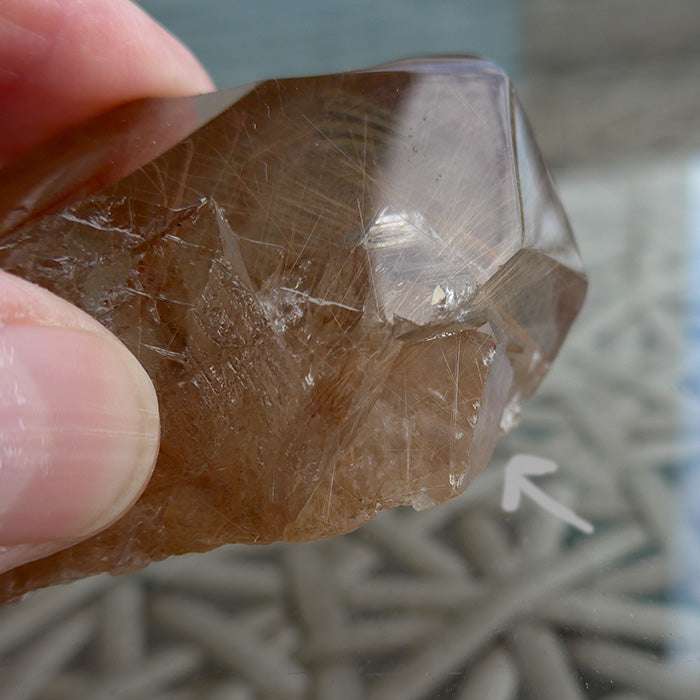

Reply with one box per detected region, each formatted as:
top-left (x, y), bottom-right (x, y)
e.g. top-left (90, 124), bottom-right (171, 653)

top-left (0, 0), bottom-right (214, 573)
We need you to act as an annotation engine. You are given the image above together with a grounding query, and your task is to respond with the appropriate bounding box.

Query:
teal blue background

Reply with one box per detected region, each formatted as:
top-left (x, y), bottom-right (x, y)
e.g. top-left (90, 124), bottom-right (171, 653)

top-left (135, 0), bottom-right (522, 88)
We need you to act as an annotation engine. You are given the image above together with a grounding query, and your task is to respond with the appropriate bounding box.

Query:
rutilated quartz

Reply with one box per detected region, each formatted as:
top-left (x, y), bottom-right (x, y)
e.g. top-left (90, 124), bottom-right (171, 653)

top-left (0, 57), bottom-right (586, 600)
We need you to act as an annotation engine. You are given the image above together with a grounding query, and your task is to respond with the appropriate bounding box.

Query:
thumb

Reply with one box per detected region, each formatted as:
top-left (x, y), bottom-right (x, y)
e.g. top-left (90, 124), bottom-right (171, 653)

top-left (0, 272), bottom-right (160, 572)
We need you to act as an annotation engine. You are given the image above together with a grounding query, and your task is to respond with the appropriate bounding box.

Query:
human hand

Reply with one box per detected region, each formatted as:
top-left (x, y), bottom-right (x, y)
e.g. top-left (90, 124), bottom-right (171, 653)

top-left (0, 0), bottom-right (214, 573)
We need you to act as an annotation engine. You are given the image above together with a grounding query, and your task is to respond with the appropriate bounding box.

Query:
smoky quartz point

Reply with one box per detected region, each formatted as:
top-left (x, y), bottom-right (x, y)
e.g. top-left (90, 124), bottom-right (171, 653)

top-left (0, 57), bottom-right (586, 599)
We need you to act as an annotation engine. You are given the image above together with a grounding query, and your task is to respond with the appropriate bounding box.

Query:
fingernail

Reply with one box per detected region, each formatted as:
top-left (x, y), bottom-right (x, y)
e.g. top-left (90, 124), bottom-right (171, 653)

top-left (0, 324), bottom-right (159, 546)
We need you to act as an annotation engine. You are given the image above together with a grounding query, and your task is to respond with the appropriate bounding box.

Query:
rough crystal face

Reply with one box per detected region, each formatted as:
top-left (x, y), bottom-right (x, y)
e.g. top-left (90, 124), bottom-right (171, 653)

top-left (0, 57), bottom-right (586, 599)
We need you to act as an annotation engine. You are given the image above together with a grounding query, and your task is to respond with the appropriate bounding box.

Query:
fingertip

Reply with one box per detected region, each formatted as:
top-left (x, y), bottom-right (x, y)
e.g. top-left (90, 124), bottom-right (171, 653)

top-left (0, 0), bottom-right (214, 162)
top-left (0, 272), bottom-right (160, 569)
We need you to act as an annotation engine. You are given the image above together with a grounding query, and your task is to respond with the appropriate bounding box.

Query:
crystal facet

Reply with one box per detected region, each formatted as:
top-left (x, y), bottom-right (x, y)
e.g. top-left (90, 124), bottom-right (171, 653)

top-left (0, 57), bottom-right (586, 599)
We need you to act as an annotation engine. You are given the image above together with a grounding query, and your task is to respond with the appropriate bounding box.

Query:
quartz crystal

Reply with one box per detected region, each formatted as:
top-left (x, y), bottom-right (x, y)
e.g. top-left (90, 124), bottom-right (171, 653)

top-left (0, 57), bottom-right (586, 600)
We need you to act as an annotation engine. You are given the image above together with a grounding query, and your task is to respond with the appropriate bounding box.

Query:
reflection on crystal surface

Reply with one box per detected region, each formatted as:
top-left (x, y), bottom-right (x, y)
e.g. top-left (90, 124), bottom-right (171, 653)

top-left (0, 57), bottom-right (585, 598)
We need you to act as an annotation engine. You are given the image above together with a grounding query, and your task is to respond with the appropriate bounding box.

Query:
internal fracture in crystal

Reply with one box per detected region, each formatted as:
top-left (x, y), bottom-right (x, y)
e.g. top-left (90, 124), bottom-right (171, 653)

top-left (0, 57), bottom-right (586, 599)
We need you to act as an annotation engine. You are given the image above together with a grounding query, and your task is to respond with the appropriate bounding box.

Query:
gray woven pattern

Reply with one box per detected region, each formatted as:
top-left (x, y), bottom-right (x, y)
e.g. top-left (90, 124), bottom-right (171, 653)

top-left (1, 160), bottom-right (699, 699)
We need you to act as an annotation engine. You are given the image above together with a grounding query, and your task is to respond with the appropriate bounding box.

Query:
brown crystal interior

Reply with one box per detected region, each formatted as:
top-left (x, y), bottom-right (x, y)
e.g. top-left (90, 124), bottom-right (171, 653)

top-left (0, 58), bottom-right (586, 600)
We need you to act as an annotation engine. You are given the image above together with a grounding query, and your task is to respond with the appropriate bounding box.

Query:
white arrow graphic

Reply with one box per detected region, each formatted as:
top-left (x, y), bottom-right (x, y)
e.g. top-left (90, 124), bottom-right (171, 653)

top-left (501, 455), bottom-right (594, 534)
